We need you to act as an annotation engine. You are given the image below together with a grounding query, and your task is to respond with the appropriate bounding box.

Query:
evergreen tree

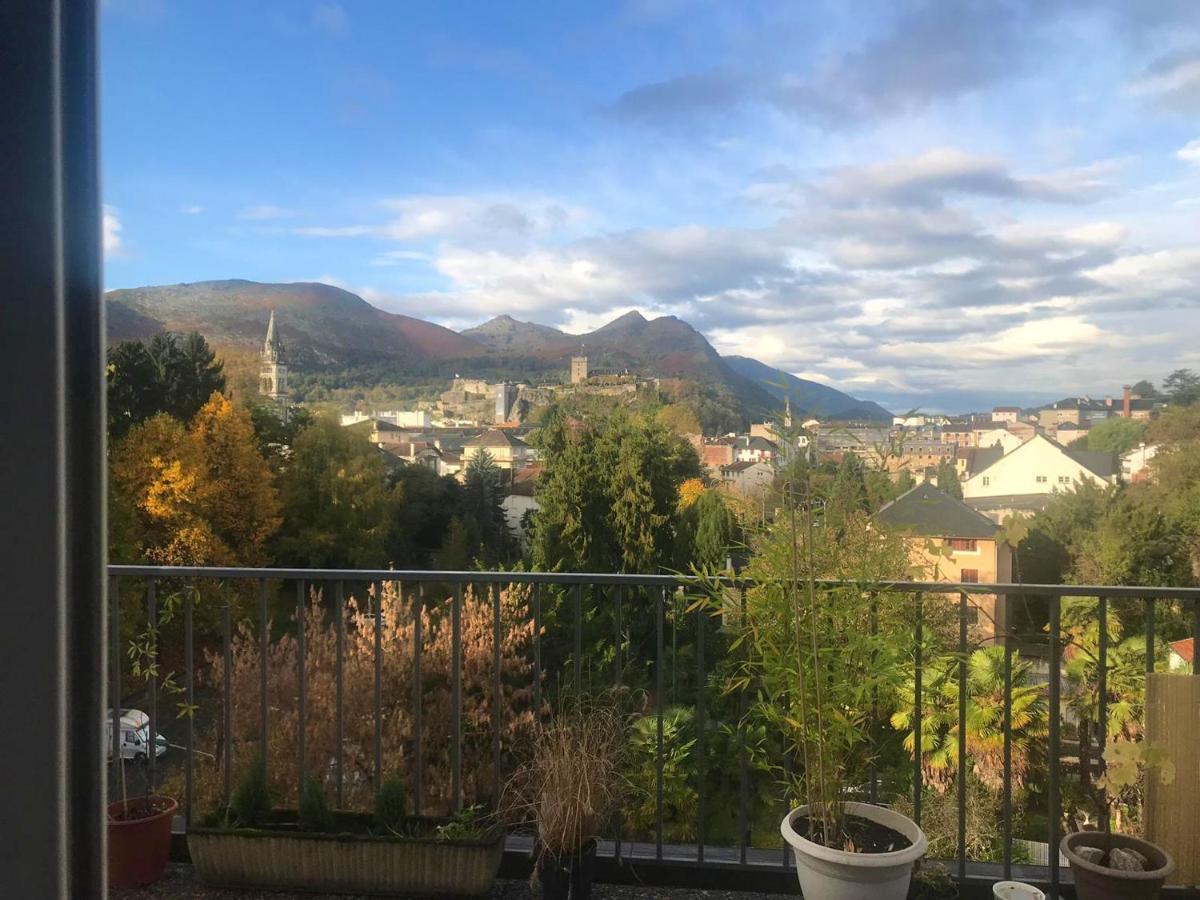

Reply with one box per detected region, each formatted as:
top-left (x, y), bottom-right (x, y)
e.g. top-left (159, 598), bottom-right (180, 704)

top-left (1163, 368), bottom-right (1200, 406)
top-left (462, 449), bottom-right (514, 565)
top-left (107, 332), bottom-right (226, 437)
top-left (274, 418), bottom-right (397, 569)
top-left (934, 460), bottom-right (962, 499)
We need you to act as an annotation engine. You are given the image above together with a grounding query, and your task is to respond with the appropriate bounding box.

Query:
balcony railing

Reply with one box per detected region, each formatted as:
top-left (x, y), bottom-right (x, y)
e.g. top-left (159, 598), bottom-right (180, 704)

top-left (107, 566), bottom-right (1200, 897)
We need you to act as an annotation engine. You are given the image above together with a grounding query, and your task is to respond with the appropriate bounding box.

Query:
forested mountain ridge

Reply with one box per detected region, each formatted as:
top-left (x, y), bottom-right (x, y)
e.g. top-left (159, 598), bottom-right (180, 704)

top-left (106, 280), bottom-right (890, 422)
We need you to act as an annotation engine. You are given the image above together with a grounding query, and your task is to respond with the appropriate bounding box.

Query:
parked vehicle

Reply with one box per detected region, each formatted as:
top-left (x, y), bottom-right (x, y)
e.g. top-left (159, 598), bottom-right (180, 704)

top-left (105, 708), bottom-right (167, 762)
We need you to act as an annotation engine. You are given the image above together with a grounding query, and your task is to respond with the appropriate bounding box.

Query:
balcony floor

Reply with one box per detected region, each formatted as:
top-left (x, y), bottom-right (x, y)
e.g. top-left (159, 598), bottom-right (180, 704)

top-left (113, 864), bottom-right (792, 899)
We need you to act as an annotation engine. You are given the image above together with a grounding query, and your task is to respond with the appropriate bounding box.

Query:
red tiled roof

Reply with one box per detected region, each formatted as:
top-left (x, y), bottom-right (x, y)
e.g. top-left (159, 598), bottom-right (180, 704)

top-left (1170, 638), bottom-right (1193, 664)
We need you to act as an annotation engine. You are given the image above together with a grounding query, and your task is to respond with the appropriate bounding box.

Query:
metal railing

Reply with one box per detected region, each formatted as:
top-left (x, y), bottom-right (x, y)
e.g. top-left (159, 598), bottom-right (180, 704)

top-left (107, 566), bottom-right (1200, 897)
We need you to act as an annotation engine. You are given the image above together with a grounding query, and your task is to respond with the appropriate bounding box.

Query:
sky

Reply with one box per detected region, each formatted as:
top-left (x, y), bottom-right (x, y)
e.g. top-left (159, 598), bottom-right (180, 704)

top-left (102, 0), bottom-right (1200, 413)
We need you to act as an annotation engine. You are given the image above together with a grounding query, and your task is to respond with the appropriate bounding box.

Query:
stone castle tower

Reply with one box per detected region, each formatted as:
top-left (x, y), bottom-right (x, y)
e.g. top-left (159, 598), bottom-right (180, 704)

top-left (570, 354), bottom-right (588, 385)
top-left (259, 310), bottom-right (290, 420)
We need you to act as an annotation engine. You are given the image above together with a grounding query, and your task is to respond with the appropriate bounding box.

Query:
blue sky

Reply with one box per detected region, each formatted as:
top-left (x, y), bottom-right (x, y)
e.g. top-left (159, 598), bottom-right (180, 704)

top-left (102, 1), bottom-right (1200, 411)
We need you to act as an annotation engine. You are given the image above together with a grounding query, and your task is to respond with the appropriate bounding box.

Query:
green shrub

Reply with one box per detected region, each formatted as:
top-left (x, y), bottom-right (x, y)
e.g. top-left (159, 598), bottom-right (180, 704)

top-left (375, 773), bottom-right (408, 834)
top-left (298, 774), bottom-right (333, 833)
top-left (230, 756), bottom-right (271, 827)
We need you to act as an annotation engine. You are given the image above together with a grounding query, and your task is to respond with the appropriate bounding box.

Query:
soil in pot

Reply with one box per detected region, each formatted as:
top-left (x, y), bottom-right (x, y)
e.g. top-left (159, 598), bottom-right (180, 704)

top-left (537, 840), bottom-right (597, 900)
top-left (108, 796), bottom-right (177, 890)
top-left (794, 812), bottom-right (914, 854)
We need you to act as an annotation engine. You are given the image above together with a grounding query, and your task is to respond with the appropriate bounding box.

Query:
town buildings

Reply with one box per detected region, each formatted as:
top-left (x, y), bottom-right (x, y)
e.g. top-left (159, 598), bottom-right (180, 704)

top-left (961, 433), bottom-right (1118, 522)
top-left (876, 482), bottom-right (1011, 641)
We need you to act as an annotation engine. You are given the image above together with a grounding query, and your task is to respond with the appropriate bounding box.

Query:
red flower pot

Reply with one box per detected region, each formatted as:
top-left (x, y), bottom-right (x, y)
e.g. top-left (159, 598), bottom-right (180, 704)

top-left (108, 796), bottom-right (177, 889)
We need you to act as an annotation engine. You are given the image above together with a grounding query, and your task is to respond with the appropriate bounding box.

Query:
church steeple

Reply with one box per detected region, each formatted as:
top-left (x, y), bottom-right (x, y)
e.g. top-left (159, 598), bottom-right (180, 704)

top-left (259, 310), bottom-right (289, 420)
top-left (262, 309), bottom-right (284, 363)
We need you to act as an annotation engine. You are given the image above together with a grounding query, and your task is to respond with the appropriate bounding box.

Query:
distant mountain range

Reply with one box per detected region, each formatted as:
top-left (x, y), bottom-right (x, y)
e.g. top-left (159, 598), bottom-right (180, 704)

top-left (106, 279), bottom-right (892, 422)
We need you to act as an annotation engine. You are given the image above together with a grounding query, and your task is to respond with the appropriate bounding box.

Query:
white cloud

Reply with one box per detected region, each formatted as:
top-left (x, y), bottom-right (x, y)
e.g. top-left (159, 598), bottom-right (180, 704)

top-left (238, 204), bottom-right (299, 221)
top-left (1178, 138), bottom-right (1200, 165)
top-left (103, 205), bottom-right (123, 257)
top-left (180, 204), bottom-right (205, 215)
top-left (311, 3), bottom-right (348, 36)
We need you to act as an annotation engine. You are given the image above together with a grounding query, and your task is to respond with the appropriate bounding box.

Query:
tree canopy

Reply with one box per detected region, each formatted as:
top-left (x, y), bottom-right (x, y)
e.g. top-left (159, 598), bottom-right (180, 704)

top-left (530, 407), bottom-right (701, 572)
top-left (108, 332), bottom-right (226, 437)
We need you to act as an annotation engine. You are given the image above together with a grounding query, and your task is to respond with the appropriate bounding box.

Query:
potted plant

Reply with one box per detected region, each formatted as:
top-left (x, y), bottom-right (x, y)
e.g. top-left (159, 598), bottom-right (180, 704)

top-left (108, 589), bottom-right (189, 889)
top-left (1061, 740), bottom-right (1176, 900)
top-left (502, 700), bottom-right (626, 900)
top-left (908, 862), bottom-right (957, 899)
top-left (694, 477), bottom-right (928, 900)
top-left (188, 765), bottom-right (505, 896)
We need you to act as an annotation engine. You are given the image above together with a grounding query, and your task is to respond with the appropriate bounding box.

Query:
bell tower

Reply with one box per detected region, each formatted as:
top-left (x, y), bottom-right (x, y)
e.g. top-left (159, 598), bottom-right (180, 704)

top-left (259, 310), bottom-right (290, 420)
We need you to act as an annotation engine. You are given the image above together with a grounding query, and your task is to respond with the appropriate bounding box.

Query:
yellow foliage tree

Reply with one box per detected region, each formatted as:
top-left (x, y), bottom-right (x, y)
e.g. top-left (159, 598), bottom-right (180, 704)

top-left (677, 477), bottom-right (707, 511)
top-left (109, 393), bottom-right (281, 567)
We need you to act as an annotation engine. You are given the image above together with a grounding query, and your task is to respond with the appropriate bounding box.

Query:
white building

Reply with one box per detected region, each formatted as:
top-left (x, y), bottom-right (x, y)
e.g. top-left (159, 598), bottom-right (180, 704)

top-left (974, 427), bottom-right (1025, 454)
top-left (991, 406), bottom-right (1020, 424)
top-left (962, 434), bottom-right (1118, 522)
top-left (341, 409), bottom-right (432, 429)
top-left (1121, 443), bottom-right (1159, 483)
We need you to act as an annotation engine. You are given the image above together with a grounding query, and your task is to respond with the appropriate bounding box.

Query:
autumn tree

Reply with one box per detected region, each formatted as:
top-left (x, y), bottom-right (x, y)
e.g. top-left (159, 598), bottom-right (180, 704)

top-left (108, 392), bottom-right (280, 567)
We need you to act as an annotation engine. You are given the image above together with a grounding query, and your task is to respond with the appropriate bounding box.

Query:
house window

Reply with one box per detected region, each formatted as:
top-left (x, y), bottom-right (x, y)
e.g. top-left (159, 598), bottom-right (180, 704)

top-left (960, 569), bottom-right (980, 583)
top-left (1035, 475), bottom-right (1047, 484)
top-left (982, 476), bottom-right (990, 486)
top-left (1058, 475), bottom-right (1071, 484)
top-left (947, 538), bottom-right (978, 552)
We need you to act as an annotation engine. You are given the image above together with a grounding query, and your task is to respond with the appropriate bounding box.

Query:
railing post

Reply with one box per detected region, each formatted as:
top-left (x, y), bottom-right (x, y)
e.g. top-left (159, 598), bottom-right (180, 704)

top-left (222, 596), bottom-right (233, 808)
top-left (913, 591), bottom-right (923, 827)
top-left (656, 585), bottom-right (665, 860)
top-left (259, 578), bottom-right (269, 784)
top-left (1097, 595), bottom-right (1108, 817)
top-left (492, 581), bottom-right (502, 806)
top-left (335, 580), bottom-right (345, 808)
top-left (452, 583), bottom-right (463, 813)
top-left (957, 591), bottom-right (967, 881)
top-left (1003, 607), bottom-right (1013, 880)
top-left (413, 582), bottom-right (424, 814)
top-left (1048, 593), bottom-right (1062, 899)
top-left (696, 594), bottom-right (706, 862)
top-left (147, 579), bottom-right (158, 795)
top-left (185, 586), bottom-right (195, 824)
top-left (373, 580), bottom-right (382, 791)
top-left (297, 579), bottom-right (306, 799)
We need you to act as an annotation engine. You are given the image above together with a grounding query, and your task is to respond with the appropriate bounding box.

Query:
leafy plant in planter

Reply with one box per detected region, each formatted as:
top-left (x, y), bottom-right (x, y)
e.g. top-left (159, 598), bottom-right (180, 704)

top-left (502, 699), bottom-right (627, 900)
top-left (692, 474), bottom-right (928, 900)
top-left (189, 765), bottom-right (505, 896)
top-left (1061, 740), bottom-right (1176, 900)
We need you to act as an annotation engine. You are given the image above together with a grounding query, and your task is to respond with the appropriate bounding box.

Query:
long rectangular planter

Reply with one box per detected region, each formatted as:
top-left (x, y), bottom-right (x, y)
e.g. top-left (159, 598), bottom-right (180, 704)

top-left (188, 812), bottom-right (504, 897)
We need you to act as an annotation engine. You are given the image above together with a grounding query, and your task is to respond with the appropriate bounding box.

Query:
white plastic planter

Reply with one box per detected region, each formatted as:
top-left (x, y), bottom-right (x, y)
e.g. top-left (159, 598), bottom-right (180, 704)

top-left (780, 802), bottom-right (927, 900)
top-left (993, 881), bottom-right (1045, 899)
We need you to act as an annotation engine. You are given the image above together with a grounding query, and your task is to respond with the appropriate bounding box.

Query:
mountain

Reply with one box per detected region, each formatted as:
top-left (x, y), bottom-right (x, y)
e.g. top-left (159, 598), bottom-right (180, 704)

top-left (106, 279), bottom-right (887, 423)
top-left (106, 279), bottom-right (484, 366)
top-left (460, 314), bottom-right (569, 354)
top-left (723, 356), bottom-right (892, 421)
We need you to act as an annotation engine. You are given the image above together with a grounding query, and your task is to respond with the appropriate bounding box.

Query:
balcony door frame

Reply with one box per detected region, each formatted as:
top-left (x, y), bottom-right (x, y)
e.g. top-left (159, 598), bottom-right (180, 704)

top-left (0, 1), bottom-right (106, 896)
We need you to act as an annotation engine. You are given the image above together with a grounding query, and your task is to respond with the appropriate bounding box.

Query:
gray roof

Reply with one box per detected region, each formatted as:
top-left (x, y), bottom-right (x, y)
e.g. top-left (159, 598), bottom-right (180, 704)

top-left (464, 429), bottom-right (529, 450)
top-left (965, 494), bottom-right (1053, 513)
top-left (967, 446), bottom-right (1004, 476)
top-left (876, 483), bottom-right (1000, 540)
top-left (1064, 448), bottom-right (1117, 478)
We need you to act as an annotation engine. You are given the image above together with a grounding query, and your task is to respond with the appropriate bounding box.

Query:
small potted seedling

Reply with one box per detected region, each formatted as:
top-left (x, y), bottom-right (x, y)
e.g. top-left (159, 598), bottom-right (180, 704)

top-left (1061, 740), bottom-right (1176, 900)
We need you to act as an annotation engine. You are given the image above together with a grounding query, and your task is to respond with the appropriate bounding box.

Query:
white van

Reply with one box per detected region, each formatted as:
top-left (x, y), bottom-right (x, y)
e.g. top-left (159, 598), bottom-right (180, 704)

top-left (105, 709), bottom-right (167, 762)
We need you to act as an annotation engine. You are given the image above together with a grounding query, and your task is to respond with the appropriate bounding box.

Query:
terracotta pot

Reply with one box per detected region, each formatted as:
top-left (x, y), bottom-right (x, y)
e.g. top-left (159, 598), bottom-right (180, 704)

top-left (107, 796), bottom-right (177, 889)
top-left (1061, 832), bottom-right (1175, 900)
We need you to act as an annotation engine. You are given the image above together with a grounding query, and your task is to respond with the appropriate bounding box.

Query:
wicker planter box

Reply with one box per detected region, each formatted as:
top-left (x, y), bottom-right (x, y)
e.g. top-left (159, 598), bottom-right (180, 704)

top-left (188, 812), bottom-right (504, 897)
